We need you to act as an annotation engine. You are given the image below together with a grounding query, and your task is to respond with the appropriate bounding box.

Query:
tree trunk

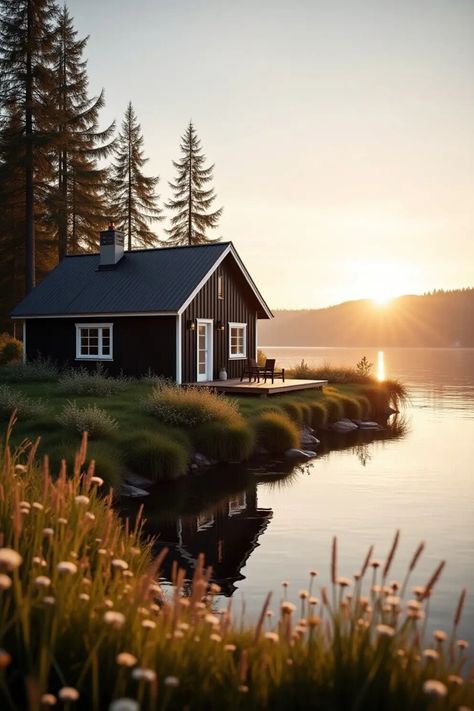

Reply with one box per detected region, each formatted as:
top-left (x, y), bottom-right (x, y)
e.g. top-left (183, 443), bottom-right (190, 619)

top-left (188, 140), bottom-right (192, 246)
top-left (25, 0), bottom-right (35, 292)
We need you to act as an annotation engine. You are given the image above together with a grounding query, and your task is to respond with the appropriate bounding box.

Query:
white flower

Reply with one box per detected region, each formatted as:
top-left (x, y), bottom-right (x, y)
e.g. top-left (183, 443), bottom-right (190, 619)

top-left (90, 476), bottom-right (104, 487)
top-left (40, 693), bottom-right (57, 706)
top-left (85, 512), bottom-right (96, 522)
top-left (0, 548), bottom-right (23, 571)
top-left (43, 596), bottom-right (56, 606)
top-left (204, 613), bottom-right (219, 626)
top-left (79, 593), bottom-right (90, 602)
top-left (112, 559), bottom-right (128, 571)
top-left (75, 495), bottom-right (90, 506)
top-left (141, 619), bottom-right (156, 630)
top-left (116, 652), bottom-right (137, 667)
top-left (58, 517), bottom-right (68, 525)
top-left (422, 680), bottom-right (447, 698)
top-left (264, 632), bottom-right (279, 643)
top-left (210, 633), bottom-right (222, 642)
top-left (423, 649), bottom-right (439, 661)
top-left (35, 576), bottom-right (51, 588)
top-left (104, 611), bottom-right (126, 629)
top-left (0, 574), bottom-right (12, 590)
top-left (19, 500), bottom-right (31, 509)
top-left (434, 629), bottom-right (447, 642)
top-left (109, 700), bottom-right (139, 711)
top-left (32, 502), bottom-right (44, 511)
top-left (376, 624), bottom-right (395, 638)
top-left (164, 676), bottom-right (179, 687)
top-left (58, 687), bottom-right (80, 701)
top-left (281, 601), bottom-right (296, 614)
top-left (42, 528), bottom-right (54, 538)
top-left (224, 644), bottom-right (236, 651)
top-left (14, 464), bottom-right (27, 473)
top-left (57, 561), bottom-right (78, 575)
top-left (131, 667), bottom-right (156, 682)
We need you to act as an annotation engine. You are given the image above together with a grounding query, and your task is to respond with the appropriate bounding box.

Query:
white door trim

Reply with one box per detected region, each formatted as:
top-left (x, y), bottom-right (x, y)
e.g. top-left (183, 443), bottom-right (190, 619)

top-left (196, 319), bottom-right (214, 382)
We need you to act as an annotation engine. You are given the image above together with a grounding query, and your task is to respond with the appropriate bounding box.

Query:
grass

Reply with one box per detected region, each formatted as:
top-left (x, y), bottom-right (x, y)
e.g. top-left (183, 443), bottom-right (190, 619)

top-left (253, 411), bottom-right (300, 454)
top-left (0, 427), bottom-right (472, 710)
top-left (122, 431), bottom-right (191, 482)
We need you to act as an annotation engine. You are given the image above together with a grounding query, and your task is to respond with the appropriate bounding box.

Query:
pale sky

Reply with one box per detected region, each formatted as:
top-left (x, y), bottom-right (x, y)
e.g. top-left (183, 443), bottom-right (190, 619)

top-left (67, 0), bottom-right (474, 309)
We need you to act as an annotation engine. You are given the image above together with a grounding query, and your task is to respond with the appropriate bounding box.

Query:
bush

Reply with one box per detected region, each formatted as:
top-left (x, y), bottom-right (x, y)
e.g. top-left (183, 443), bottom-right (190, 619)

top-left (58, 364), bottom-right (129, 396)
top-left (323, 395), bottom-right (345, 421)
top-left (253, 411), bottom-right (300, 454)
top-left (281, 401), bottom-right (305, 424)
top-left (288, 359), bottom-right (375, 385)
top-left (46, 440), bottom-right (123, 489)
top-left (0, 384), bottom-right (44, 420)
top-left (4, 356), bottom-right (59, 382)
top-left (333, 393), bottom-right (364, 420)
top-left (309, 401), bottom-right (329, 428)
top-left (194, 419), bottom-right (255, 462)
top-left (0, 335), bottom-right (23, 365)
top-left (122, 431), bottom-right (190, 482)
top-left (59, 401), bottom-right (118, 439)
top-left (145, 385), bottom-right (240, 427)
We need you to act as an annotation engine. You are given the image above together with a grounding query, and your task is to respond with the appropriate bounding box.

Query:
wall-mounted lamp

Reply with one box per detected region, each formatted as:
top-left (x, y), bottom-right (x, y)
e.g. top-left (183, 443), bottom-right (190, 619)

top-left (215, 320), bottom-right (225, 331)
top-left (187, 319), bottom-right (196, 331)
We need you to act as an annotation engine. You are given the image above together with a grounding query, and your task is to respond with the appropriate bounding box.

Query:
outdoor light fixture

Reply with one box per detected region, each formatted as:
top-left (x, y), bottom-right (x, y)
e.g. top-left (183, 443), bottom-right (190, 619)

top-left (187, 319), bottom-right (196, 331)
top-left (216, 320), bottom-right (225, 331)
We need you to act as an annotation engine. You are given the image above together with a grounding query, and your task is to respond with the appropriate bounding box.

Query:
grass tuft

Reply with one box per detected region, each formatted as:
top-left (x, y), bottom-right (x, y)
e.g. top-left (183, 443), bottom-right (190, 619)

top-left (59, 401), bottom-right (118, 439)
top-left (145, 384), bottom-right (240, 427)
top-left (122, 431), bottom-right (191, 482)
top-left (0, 384), bottom-right (44, 420)
top-left (58, 364), bottom-right (130, 397)
top-left (194, 419), bottom-right (256, 462)
top-left (253, 411), bottom-right (300, 454)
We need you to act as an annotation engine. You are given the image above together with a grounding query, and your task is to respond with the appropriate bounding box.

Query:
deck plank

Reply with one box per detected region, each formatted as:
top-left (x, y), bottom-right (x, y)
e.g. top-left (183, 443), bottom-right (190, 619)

top-left (193, 378), bottom-right (328, 396)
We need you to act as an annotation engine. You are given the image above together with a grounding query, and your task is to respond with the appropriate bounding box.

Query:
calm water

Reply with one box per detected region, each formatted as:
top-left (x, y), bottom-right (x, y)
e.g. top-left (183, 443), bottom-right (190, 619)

top-left (123, 348), bottom-right (474, 644)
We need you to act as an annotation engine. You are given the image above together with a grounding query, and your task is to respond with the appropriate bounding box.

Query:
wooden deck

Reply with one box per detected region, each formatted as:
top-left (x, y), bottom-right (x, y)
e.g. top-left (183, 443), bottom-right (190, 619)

top-left (194, 378), bottom-right (328, 397)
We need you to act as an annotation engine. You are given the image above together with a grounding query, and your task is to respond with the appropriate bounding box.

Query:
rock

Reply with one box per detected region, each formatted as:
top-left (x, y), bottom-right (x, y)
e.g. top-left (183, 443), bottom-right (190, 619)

top-left (119, 483), bottom-right (149, 498)
top-left (301, 450), bottom-right (317, 458)
top-left (124, 472), bottom-right (153, 488)
top-left (300, 432), bottom-right (320, 446)
top-left (352, 420), bottom-right (383, 430)
top-left (330, 418), bottom-right (358, 433)
top-left (193, 452), bottom-right (211, 467)
top-left (285, 448), bottom-right (315, 460)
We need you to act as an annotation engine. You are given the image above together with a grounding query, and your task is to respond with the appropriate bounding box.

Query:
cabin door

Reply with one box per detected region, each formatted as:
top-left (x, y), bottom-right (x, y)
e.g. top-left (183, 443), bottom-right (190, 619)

top-left (196, 319), bottom-right (213, 382)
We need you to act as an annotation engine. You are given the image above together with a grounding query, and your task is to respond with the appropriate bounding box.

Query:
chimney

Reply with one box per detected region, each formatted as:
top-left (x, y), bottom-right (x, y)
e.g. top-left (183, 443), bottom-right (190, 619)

top-left (99, 223), bottom-right (124, 268)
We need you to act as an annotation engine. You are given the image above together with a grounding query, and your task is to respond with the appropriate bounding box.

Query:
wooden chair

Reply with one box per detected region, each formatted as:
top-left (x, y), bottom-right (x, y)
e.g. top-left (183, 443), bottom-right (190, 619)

top-left (240, 357), bottom-right (260, 382)
top-left (260, 358), bottom-right (285, 384)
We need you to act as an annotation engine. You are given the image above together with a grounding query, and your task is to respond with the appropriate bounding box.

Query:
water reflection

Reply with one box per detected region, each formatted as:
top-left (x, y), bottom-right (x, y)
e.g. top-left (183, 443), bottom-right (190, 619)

top-left (119, 418), bottom-right (408, 595)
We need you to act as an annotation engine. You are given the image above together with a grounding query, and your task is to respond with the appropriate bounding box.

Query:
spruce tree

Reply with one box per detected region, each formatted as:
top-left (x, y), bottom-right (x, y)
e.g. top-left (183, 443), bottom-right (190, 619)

top-left (0, 0), bottom-right (58, 292)
top-left (165, 121), bottom-right (222, 246)
top-left (110, 102), bottom-right (162, 250)
top-left (49, 6), bottom-right (114, 257)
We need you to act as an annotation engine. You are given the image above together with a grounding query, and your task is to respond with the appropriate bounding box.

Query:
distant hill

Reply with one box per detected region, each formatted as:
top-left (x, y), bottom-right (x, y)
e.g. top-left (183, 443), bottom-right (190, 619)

top-left (259, 289), bottom-right (474, 347)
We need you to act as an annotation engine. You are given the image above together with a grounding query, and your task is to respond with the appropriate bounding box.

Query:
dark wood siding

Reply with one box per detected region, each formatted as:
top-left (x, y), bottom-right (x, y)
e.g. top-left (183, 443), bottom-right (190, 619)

top-left (181, 255), bottom-right (257, 382)
top-left (25, 315), bottom-right (176, 378)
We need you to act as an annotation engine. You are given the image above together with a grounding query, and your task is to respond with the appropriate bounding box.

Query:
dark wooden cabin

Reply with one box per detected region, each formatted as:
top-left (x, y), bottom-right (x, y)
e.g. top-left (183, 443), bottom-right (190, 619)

top-left (10, 227), bottom-right (272, 382)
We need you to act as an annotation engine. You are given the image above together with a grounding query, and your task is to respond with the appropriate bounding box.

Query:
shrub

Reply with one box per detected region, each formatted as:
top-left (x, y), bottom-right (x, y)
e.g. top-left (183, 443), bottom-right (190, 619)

top-left (281, 401), bottom-right (305, 424)
top-left (0, 384), bottom-right (44, 420)
top-left (4, 356), bottom-right (59, 382)
top-left (58, 364), bottom-right (129, 396)
top-left (194, 419), bottom-right (255, 462)
top-left (355, 355), bottom-right (373, 377)
top-left (140, 370), bottom-right (176, 388)
top-left (46, 440), bottom-right (123, 489)
top-left (334, 393), bottom-right (364, 420)
top-left (122, 431), bottom-right (190, 482)
top-left (59, 401), bottom-right (118, 439)
top-left (309, 401), bottom-right (329, 428)
top-left (253, 411), bottom-right (300, 454)
top-left (323, 395), bottom-right (345, 421)
top-left (288, 359), bottom-right (375, 385)
top-left (145, 385), bottom-right (240, 427)
top-left (0, 336), bottom-right (23, 365)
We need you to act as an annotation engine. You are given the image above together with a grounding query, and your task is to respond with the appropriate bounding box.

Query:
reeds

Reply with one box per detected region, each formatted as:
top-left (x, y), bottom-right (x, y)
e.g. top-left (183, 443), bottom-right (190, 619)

top-left (0, 425), bottom-right (472, 709)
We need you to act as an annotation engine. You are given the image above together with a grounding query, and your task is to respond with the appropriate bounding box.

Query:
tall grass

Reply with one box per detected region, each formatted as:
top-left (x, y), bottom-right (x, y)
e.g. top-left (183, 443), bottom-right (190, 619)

top-left (58, 365), bottom-right (130, 397)
top-left (0, 427), bottom-right (471, 709)
top-left (0, 385), bottom-right (44, 420)
top-left (145, 385), bottom-right (240, 427)
top-left (2, 356), bottom-right (59, 382)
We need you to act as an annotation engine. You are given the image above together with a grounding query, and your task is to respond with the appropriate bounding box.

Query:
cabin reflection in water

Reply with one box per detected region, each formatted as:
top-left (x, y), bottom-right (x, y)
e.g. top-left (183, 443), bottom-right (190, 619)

top-left (153, 486), bottom-right (272, 595)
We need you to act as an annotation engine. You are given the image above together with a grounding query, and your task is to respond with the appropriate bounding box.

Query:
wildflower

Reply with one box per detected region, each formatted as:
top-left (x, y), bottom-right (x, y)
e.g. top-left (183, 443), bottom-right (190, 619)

top-left (58, 687), bottom-right (80, 702)
top-left (104, 599), bottom-right (114, 608)
top-left (58, 517), bottom-right (68, 525)
top-left (129, 547), bottom-right (140, 557)
top-left (210, 633), bottom-right (222, 642)
top-left (456, 639), bottom-right (469, 650)
top-left (386, 595), bottom-right (400, 607)
top-left (0, 574), bottom-right (12, 590)
top-left (43, 596), bottom-right (56, 606)
top-left (42, 528), bottom-right (54, 538)
top-left (209, 583), bottom-right (221, 593)
top-left (422, 680), bottom-right (447, 698)
top-left (85, 512), bottom-right (96, 522)
top-left (14, 464), bottom-right (27, 473)
top-left (74, 495), bottom-right (90, 506)
top-left (116, 652), bottom-right (137, 667)
top-left (309, 569), bottom-right (318, 577)
top-left (205, 613), bottom-right (220, 626)
top-left (178, 622), bottom-right (190, 631)
top-left (35, 576), bottom-right (51, 588)
top-left (131, 668), bottom-right (156, 682)
top-left (281, 601), bottom-right (296, 614)
top-left (173, 630), bottom-right (184, 639)
top-left (123, 570), bottom-right (133, 578)
top-left (299, 589), bottom-right (309, 599)
top-left (390, 580), bottom-right (400, 591)
top-left (309, 597), bottom-right (319, 607)
top-left (224, 644), bottom-right (236, 652)
top-left (79, 593), bottom-right (90, 602)
top-left (434, 629), bottom-right (447, 642)
top-left (370, 559), bottom-right (382, 568)
top-left (40, 693), bottom-right (57, 706)
top-left (82, 578), bottom-right (92, 586)
top-left (422, 649), bottom-right (439, 661)
top-left (412, 585), bottom-right (425, 598)
top-left (308, 615), bottom-right (321, 627)
top-left (19, 500), bottom-right (31, 509)
top-left (149, 582), bottom-right (162, 595)
top-left (447, 674), bottom-right (463, 686)
top-left (109, 700), bottom-right (139, 711)
top-left (336, 577), bottom-right (352, 587)
top-left (112, 559), bottom-right (129, 571)
top-left (281, 580), bottom-right (289, 587)
top-left (57, 561), bottom-right (77, 575)
top-left (407, 599), bottom-right (421, 610)
top-left (264, 632), bottom-right (279, 643)
top-left (376, 624), bottom-right (395, 638)
top-left (104, 611), bottom-right (126, 629)
top-left (238, 685), bottom-right (249, 693)
top-left (266, 610), bottom-right (274, 617)
top-left (164, 676), bottom-right (180, 687)
top-left (0, 649), bottom-right (12, 668)
top-left (141, 619), bottom-right (156, 630)
top-left (90, 476), bottom-right (104, 486)
top-left (32, 502), bottom-right (44, 511)
top-left (0, 548), bottom-right (23, 571)
top-left (20, 507), bottom-right (30, 515)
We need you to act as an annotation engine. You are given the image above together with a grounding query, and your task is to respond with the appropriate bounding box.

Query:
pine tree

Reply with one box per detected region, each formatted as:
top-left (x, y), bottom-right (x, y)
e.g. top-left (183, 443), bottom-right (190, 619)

top-left (110, 102), bottom-right (162, 250)
top-left (49, 6), bottom-right (114, 257)
top-left (165, 121), bottom-right (222, 246)
top-left (0, 0), bottom-right (58, 292)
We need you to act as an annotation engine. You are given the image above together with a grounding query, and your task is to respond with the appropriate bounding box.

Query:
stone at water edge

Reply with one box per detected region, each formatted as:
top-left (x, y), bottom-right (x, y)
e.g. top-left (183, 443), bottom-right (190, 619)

top-left (300, 431), bottom-right (320, 446)
top-left (330, 419), bottom-right (358, 433)
top-left (285, 448), bottom-right (317, 460)
top-left (192, 452), bottom-right (212, 467)
top-left (119, 483), bottom-right (150, 498)
top-left (351, 420), bottom-right (383, 430)
top-left (124, 472), bottom-right (153, 488)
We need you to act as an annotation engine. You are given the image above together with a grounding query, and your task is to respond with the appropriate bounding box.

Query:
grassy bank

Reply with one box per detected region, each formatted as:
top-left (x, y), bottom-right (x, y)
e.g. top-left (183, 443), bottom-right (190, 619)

top-left (0, 361), bottom-right (406, 485)
top-left (0, 431), bottom-right (471, 710)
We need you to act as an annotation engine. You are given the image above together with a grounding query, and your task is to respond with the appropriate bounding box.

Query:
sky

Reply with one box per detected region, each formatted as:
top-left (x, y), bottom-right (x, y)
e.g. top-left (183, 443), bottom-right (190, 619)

top-left (67, 0), bottom-right (474, 309)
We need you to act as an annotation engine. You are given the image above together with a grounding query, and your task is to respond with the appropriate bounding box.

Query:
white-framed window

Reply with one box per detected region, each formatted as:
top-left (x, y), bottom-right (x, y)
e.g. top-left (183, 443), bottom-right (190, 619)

top-left (228, 322), bottom-right (247, 359)
top-left (75, 323), bottom-right (113, 360)
top-left (228, 492), bottom-right (247, 517)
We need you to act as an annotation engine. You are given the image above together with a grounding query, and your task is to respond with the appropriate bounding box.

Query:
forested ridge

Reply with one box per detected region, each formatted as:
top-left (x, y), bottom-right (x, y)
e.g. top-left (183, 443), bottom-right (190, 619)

top-left (259, 289), bottom-right (474, 347)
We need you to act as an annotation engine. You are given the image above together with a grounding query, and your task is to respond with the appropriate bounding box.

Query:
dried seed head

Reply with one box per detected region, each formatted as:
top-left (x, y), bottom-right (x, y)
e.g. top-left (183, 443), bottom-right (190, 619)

top-left (35, 576), bottom-right (51, 588)
top-left (57, 561), bottom-right (77, 575)
top-left (281, 601), bottom-right (296, 615)
top-left (422, 680), bottom-right (447, 698)
top-left (164, 676), bottom-right (180, 688)
top-left (264, 632), bottom-right (279, 643)
top-left (109, 699), bottom-right (139, 711)
top-left (40, 693), bottom-right (57, 706)
top-left (434, 629), bottom-right (447, 642)
top-left (376, 624), bottom-right (395, 638)
top-left (422, 649), bottom-right (439, 661)
top-left (0, 574), bottom-right (12, 590)
top-left (74, 495), bottom-right (90, 506)
top-left (0, 548), bottom-right (22, 571)
top-left (104, 611), bottom-right (126, 629)
top-left (116, 652), bottom-right (137, 667)
top-left (58, 687), bottom-right (80, 702)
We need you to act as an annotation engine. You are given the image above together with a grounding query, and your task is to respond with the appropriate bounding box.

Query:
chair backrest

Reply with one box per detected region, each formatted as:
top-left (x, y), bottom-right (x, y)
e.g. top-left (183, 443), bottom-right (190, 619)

top-left (248, 357), bottom-right (258, 368)
top-left (264, 359), bottom-right (276, 370)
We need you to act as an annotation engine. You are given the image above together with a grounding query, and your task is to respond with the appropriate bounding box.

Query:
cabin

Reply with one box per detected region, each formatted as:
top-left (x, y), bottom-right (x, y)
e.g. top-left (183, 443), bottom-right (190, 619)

top-left (10, 226), bottom-right (273, 382)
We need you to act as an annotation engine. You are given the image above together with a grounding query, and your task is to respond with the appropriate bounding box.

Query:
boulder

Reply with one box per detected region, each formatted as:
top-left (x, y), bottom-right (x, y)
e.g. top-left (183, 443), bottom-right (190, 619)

top-left (285, 448), bottom-right (316, 460)
top-left (124, 472), bottom-right (153, 488)
top-left (193, 452), bottom-right (211, 467)
top-left (300, 431), bottom-right (320, 446)
top-left (119, 483), bottom-right (149, 498)
top-left (330, 418), bottom-right (358, 433)
top-left (352, 420), bottom-right (383, 430)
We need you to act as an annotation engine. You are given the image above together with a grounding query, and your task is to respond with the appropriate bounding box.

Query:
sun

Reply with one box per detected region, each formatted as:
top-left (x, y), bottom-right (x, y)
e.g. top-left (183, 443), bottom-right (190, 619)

top-left (372, 293), bottom-right (393, 306)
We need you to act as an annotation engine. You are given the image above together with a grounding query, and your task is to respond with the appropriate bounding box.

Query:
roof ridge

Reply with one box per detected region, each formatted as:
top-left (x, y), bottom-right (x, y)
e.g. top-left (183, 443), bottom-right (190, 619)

top-left (64, 242), bottom-right (231, 258)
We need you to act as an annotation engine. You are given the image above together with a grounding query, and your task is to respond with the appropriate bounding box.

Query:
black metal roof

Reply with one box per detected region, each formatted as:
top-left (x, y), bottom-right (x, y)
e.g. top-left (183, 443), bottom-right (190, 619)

top-left (11, 242), bottom-right (243, 318)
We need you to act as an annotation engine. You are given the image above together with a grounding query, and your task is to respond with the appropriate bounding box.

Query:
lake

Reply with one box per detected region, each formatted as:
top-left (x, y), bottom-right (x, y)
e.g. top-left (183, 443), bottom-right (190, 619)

top-left (124, 347), bottom-right (474, 645)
